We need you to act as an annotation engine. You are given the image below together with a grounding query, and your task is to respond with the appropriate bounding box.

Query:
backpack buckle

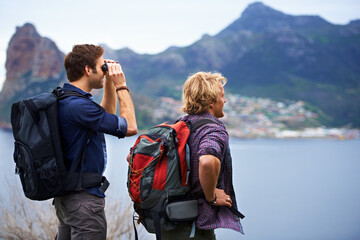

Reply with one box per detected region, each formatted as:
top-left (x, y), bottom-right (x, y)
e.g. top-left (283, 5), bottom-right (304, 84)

top-left (52, 87), bottom-right (64, 97)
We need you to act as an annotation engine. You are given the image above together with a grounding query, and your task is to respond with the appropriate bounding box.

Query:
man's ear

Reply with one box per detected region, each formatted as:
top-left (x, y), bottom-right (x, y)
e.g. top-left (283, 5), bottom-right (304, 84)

top-left (84, 65), bottom-right (92, 75)
top-left (209, 102), bottom-right (214, 109)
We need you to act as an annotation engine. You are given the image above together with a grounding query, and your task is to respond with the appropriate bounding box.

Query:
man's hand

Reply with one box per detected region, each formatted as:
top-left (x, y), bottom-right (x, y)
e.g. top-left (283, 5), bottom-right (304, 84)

top-left (105, 60), bottom-right (126, 88)
top-left (213, 188), bottom-right (232, 208)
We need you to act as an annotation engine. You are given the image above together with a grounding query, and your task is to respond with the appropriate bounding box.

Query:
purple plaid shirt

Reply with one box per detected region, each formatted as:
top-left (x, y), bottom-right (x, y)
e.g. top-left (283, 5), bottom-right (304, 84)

top-left (181, 112), bottom-right (244, 234)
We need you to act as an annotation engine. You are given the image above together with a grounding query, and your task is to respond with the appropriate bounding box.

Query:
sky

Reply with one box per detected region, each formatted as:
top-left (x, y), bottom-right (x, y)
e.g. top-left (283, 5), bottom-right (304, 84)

top-left (0, 0), bottom-right (359, 89)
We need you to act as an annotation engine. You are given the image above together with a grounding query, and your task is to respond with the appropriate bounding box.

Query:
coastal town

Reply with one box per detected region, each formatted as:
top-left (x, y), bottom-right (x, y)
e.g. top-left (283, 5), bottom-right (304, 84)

top-left (149, 94), bottom-right (360, 140)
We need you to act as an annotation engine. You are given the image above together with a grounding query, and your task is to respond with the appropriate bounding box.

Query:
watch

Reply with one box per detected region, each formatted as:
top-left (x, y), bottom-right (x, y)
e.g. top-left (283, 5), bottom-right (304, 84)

top-left (116, 86), bottom-right (129, 93)
top-left (206, 194), bottom-right (217, 205)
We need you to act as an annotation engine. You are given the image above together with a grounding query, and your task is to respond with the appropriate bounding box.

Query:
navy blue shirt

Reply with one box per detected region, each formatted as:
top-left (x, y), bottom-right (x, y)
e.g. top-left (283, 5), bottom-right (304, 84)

top-left (58, 83), bottom-right (127, 197)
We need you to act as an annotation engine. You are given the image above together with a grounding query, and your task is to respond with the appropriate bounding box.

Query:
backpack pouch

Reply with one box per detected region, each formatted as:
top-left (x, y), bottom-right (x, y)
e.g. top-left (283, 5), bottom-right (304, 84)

top-left (166, 200), bottom-right (198, 221)
top-left (14, 141), bottom-right (38, 198)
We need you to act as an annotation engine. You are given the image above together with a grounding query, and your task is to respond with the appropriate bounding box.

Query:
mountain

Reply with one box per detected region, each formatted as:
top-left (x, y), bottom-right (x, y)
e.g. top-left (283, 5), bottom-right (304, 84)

top-left (0, 23), bottom-right (66, 127)
top-left (109, 2), bottom-right (360, 127)
top-left (0, 2), bottom-right (359, 129)
top-left (216, 2), bottom-right (360, 127)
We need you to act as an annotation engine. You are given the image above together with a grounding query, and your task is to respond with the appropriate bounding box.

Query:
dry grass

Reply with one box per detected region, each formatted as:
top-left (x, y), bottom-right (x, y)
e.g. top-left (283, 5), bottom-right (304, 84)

top-left (0, 188), bottom-right (57, 240)
top-left (0, 180), bottom-right (151, 240)
top-left (106, 196), bottom-right (150, 240)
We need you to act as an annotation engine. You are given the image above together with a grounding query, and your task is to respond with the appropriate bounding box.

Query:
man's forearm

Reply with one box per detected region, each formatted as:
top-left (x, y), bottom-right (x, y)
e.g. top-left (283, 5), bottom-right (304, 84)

top-left (199, 155), bottom-right (220, 201)
top-left (117, 89), bottom-right (137, 136)
top-left (101, 78), bottom-right (116, 114)
top-left (199, 155), bottom-right (233, 207)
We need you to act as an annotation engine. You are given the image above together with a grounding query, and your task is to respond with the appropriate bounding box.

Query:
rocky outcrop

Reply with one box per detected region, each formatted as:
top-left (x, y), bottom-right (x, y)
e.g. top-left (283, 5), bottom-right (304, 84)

top-left (0, 23), bottom-right (66, 126)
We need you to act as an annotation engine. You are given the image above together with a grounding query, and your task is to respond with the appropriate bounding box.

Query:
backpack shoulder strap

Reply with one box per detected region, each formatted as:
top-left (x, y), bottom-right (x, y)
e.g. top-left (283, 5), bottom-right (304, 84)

top-left (190, 118), bottom-right (218, 133)
top-left (53, 87), bottom-right (105, 111)
top-left (53, 87), bottom-right (91, 100)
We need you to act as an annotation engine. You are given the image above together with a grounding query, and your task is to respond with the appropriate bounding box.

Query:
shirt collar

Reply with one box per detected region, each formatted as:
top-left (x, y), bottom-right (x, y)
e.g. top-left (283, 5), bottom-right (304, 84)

top-left (62, 83), bottom-right (93, 98)
top-left (197, 111), bottom-right (224, 126)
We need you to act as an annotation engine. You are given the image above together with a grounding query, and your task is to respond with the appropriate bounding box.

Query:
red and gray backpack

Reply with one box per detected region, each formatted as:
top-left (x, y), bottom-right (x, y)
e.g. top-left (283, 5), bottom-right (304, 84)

top-left (127, 118), bottom-right (216, 240)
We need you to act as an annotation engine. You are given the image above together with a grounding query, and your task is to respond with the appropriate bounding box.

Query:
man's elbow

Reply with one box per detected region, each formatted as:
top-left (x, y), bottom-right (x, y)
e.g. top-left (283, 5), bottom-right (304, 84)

top-left (126, 127), bottom-right (138, 136)
top-left (199, 155), bottom-right (221, 173)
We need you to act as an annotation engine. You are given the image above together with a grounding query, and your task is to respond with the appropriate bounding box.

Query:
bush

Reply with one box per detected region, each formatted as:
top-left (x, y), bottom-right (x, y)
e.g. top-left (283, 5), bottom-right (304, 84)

top-left (0, 180), bottom-right (150, 240)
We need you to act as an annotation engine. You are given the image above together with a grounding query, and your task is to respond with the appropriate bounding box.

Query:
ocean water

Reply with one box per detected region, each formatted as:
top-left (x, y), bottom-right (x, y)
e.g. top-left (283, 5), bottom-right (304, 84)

top-left (1, 129), bottom-right (360, 240)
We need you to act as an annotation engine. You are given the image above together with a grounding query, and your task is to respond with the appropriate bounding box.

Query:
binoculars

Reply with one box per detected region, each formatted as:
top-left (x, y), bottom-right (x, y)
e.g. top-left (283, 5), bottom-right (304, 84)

top-left (101, 62), bottom-right (119, 74)
top-left (101, 63), bottom-right (109, 73)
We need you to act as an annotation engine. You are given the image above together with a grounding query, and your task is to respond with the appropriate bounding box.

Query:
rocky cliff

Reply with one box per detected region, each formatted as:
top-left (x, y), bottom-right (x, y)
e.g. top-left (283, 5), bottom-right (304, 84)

top-left (0, 23), bottom-right (66, 127)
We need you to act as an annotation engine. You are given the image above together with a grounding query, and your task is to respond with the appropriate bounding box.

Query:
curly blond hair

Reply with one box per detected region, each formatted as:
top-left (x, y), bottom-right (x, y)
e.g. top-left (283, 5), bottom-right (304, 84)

top-left (182, 72), bottom-right (227, 115)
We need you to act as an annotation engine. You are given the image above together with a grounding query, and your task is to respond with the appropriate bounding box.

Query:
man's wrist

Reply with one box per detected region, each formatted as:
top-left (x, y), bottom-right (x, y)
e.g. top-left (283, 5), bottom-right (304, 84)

top-left (116, 86), bottom-right (129, 93)
top-left (114, 82), bottom-right (127, 88)
top-left (205, 194), bottom-right (216, 205)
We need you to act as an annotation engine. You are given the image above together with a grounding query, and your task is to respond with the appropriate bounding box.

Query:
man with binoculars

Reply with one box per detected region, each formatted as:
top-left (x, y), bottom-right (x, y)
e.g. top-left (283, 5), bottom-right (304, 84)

top-left (53, 44), bottom-right (137, 239)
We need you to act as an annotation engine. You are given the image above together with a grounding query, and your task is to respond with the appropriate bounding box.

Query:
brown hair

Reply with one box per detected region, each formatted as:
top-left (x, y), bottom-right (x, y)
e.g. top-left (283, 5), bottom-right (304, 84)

top-left (182, 72), bottom-right (227, 115)
top-left (64, 44), bottom-right (104, 82)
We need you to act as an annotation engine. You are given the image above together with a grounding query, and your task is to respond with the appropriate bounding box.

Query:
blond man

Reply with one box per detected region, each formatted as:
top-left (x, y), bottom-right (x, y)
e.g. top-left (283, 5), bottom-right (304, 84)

top-left (161, 72), bottom-right (244, 239)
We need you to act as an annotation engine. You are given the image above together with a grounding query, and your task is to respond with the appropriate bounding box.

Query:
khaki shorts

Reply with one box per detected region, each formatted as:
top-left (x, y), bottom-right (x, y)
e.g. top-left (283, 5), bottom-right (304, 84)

top-left (54, 191), bottom-right (106, 240)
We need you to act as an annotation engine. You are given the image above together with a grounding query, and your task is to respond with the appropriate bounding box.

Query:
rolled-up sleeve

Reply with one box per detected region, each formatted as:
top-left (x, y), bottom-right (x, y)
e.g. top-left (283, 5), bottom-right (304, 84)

top-left (97, 114), bottom-right (127, 138)
top-left (117, 117), bottom-right (128, 137)
top-left (66, 98), bottom-right (127, 138)
top-left (197, 128), bottom-right (227, 161)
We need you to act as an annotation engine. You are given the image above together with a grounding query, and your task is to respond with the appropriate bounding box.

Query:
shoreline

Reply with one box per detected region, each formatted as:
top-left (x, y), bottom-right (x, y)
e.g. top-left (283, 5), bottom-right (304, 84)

top-left (2, 125), bottom-right (359, 140)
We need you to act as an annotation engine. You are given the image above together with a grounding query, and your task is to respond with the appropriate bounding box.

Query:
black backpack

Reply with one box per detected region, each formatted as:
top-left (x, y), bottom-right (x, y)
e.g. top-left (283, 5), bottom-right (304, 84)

top-left (11, 87), bottom-right (109, 201)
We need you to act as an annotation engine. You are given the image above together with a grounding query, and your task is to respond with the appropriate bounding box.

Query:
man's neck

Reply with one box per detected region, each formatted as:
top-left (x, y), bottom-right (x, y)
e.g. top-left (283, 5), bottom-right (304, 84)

top-left (70, 77), bottom-right (91, 93)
